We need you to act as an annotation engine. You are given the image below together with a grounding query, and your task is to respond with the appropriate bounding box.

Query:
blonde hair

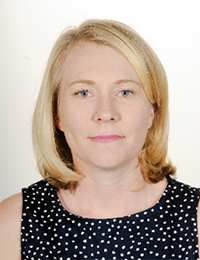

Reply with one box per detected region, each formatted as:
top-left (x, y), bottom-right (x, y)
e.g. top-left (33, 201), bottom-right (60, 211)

top-left (32, 19), bottom-right (176, 189)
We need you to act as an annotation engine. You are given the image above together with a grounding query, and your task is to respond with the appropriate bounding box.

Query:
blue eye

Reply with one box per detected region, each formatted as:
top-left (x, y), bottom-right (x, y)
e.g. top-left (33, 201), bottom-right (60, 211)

top-left (120, 90), bottom-right (133, 97)
top-left (79, 90), bottom-right (89, 97)
top-left (73, 90), bottom-right (90, 97)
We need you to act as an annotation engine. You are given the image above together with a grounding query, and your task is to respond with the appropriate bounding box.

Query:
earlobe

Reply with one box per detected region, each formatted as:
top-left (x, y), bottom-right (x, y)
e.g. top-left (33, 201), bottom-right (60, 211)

top-left (57, 120), bottom-right (63, 132)
top-left (148, 105), bottom-right (155, 129)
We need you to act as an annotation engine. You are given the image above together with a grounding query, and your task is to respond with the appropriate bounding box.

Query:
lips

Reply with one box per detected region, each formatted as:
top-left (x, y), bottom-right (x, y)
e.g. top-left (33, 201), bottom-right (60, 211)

top-left (88, 135), bottom-right (124, 143)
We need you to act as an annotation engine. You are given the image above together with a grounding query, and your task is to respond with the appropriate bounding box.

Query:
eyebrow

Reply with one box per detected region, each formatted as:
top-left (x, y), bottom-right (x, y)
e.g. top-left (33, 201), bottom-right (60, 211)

top-left (68, 80), bottom-right (95, 88)
top-left (115, 79), bottom-right (141, 86)
top-left (67, 79), bottom-right (141, 88)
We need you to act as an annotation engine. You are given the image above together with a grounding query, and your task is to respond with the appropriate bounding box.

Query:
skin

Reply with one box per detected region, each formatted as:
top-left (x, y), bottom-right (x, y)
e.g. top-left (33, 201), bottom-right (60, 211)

top-left (0, 41), bottom-right (200, 259)
top-left (58, 42), bottom-right (155, 178)
top-left (57, 41), bottom-right (159, 217)
top-left (0, 194), bottom-right (22, 259)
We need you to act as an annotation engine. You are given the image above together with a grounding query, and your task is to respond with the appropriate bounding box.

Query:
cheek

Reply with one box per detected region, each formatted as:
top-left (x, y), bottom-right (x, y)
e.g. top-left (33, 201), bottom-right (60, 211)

top-left (127, 104), bottom-right (153, 130)
top-left (134, 101), bottom-right (154, 128)
top-left (58, 106), bottom-right (88, 136)
top-left (58, 96), bottom-right (76, 132)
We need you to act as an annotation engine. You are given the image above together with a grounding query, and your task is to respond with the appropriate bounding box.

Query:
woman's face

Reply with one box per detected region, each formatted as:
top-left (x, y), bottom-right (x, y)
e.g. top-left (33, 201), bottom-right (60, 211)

top-left (58, 41), bottom-right (154, 173)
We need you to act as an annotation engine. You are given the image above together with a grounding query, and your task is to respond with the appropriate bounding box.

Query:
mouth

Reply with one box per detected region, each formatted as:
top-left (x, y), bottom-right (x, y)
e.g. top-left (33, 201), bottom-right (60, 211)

top-left (88, 135), bottom-right (124, 143)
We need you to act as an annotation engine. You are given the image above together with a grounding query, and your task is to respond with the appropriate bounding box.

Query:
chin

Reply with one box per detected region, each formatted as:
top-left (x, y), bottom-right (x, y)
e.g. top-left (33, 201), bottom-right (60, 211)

top-left (90, 156), bottom-right (130, 171)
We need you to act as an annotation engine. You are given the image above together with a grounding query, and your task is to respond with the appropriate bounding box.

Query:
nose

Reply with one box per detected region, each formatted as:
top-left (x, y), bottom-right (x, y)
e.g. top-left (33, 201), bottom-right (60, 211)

top-left (92, 95), bottom-right (120, 123)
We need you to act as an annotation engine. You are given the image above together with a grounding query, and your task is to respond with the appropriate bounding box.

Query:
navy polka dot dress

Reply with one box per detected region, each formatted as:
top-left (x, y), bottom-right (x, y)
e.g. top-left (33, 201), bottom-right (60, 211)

top-left (21, 176), bottom-right (200, 259)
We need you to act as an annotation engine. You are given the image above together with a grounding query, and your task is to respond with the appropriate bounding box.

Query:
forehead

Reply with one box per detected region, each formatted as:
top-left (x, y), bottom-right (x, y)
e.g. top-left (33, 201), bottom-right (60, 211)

top-left (61, 41), bottom-right (141, 83)
top-left (64, 41), bottom-right (125, 64)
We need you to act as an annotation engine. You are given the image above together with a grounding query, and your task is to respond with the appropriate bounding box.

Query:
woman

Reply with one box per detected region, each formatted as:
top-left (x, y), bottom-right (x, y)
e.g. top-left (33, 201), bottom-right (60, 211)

top-left (0, 19), bottom-right (199, 259)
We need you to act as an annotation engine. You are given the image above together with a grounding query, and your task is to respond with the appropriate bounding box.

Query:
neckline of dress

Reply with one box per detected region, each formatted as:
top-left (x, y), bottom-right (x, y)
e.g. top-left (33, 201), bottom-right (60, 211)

top-left (52, 175), bottom-right (173, 222)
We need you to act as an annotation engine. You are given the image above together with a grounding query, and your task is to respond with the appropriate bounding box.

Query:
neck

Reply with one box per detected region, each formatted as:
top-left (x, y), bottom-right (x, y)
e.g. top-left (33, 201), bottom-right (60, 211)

top-left (78, 165), bottom-right (144, 198)
top-left (75, 172), bottom-right (146, 218)
top-left (58, 162), bottom-right (157, 219)
top-left (57, 157), bottom-right (167, 219)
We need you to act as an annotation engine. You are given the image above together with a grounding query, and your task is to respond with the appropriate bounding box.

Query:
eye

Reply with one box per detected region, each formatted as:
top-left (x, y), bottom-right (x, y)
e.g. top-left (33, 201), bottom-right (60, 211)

top-left (119, 90), bottom-right (134, 97)
top-left (73, 89), bottom-right (91, 98)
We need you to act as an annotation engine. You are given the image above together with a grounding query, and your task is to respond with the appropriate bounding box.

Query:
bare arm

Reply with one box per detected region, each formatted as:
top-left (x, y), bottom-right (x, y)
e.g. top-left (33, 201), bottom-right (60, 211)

top-left (0, 193), bottom-right (22, 260)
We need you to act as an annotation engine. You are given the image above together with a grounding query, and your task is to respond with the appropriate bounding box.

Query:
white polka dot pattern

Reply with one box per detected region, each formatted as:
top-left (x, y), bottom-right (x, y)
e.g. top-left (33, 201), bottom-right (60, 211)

top-left (21, 176), bottom-right (200, 259)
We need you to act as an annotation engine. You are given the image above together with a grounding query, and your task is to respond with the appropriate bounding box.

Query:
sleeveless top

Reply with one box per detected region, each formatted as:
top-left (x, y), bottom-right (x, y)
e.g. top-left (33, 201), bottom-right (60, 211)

top-left (21, 176), bottom-right (200, 260)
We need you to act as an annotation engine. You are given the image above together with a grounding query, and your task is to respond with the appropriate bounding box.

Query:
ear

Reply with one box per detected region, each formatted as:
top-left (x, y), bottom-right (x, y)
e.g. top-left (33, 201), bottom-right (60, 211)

top-left (148, 104), bottom-right (155, 129)
top-left (57, 118), bottom-right (64, 132)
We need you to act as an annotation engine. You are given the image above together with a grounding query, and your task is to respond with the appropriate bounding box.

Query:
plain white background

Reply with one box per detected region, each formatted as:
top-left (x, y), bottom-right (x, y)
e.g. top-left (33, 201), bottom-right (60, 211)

top-left (0, 0), bottom-right (200, 201)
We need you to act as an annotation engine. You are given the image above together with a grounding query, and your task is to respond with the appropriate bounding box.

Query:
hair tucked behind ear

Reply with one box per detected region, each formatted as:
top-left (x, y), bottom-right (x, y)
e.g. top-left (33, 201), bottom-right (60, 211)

top-left (32, 19), bottom-right (176, 190)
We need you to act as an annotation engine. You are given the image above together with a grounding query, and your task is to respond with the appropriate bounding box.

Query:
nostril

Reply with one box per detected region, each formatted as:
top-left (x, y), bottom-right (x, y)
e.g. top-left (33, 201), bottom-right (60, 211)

top-left (96, 117), bottom-right (116, 123)
top-left (97, 117), bottom-right (115, 122)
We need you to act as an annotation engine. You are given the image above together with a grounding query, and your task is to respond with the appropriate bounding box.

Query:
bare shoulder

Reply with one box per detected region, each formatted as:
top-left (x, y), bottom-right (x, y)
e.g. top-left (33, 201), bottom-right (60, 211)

top-left (0, 193), bottom-right (22, 260)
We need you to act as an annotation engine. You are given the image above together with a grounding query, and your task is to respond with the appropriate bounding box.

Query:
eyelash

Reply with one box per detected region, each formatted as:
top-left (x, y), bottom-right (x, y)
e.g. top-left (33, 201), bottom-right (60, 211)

top-left (119, 89), bottom-right (135, 97)
top-left (73, 89), bottom-right (90, 97)
top-left (72, 89), bottom-right (135, 98)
